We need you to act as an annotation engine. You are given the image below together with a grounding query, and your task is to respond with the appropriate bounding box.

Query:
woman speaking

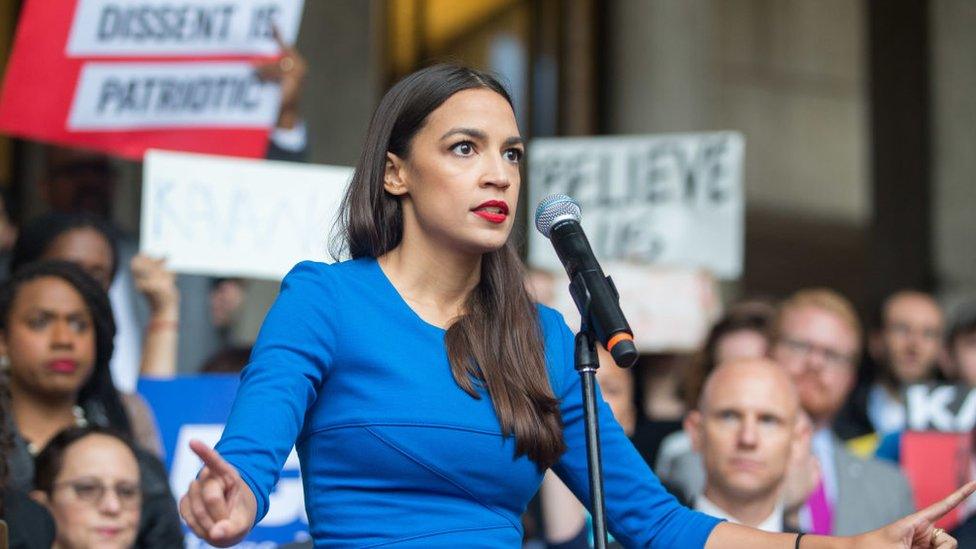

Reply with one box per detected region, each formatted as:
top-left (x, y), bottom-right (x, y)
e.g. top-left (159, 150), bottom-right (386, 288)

top-left (179, 64), bottom-right (970, 548)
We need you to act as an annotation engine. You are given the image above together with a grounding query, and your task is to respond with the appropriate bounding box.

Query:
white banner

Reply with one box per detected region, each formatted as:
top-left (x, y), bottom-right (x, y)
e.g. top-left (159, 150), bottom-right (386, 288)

top-left (528, 132), bottom-right (744, 279)
top-left (906, 384), bottom-right (976, 432)
top-left (141, 150), bottom-right (352, 279)
top-left (68, 61), bottom-right (281, 130)
top-left (66, 0), bottom-right (305, 56)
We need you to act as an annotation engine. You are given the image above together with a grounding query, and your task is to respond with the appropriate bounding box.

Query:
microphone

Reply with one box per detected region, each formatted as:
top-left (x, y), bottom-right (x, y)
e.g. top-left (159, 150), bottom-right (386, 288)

top-left (535, 194), bottom-right (639, 368)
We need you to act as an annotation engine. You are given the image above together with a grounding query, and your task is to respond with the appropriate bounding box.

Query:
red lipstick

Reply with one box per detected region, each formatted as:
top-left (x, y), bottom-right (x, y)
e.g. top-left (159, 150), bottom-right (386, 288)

top-left (472, 200), bottom-right (509, 224)
top-left (48, 359), bottom-right (78, 374)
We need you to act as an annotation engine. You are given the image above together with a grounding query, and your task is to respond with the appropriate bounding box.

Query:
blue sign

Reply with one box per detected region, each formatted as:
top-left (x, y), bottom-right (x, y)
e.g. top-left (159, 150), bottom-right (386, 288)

top-left (139, 375), bottom-right (309, 548)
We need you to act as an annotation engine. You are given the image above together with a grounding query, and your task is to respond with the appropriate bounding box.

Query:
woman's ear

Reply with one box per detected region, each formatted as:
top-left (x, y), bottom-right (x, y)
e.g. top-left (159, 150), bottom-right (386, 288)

top-left (383, 152), bottom-right (408, 196)
top-left (29, 489), bottom-right (49, 507)
top-left (684, 410), bottom-right (703, 452)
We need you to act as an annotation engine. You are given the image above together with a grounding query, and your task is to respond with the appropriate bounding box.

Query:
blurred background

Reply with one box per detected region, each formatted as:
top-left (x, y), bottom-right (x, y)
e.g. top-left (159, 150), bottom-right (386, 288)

top-left (0, 0), bottom-right (973, 342)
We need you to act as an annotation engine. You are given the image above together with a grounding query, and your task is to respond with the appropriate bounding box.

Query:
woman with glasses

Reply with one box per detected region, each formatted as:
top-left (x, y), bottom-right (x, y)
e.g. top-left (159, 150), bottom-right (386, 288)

top-left (0, 260), bottom-right (181, 547)
top-left (31, 426), bottom-right (141, 549)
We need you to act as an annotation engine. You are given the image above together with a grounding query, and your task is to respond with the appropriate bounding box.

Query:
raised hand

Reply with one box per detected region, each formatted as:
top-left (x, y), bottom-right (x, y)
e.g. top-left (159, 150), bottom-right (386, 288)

top-left (131, 254), bottom-right (179, 317)
top-left (132, 254), bottom-right (180, 377)
top-left (254, 25), bottom-right (307, 130)
top-left (179, 440), bottom-right (257, 547)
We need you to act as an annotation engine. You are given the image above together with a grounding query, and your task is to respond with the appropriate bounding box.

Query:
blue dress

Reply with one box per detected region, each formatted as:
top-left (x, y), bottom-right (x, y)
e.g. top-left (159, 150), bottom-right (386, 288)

top-left (215, 258), bottom-right (720, 547)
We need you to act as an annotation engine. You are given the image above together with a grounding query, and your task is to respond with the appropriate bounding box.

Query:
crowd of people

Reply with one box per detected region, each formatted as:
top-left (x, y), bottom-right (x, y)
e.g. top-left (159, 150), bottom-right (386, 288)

top-left (0, 57), bottom-right (973, 549)
top-left (0, 40), bottom-right (308, 548)
top-left (522, 286), bottom-right (976, 548)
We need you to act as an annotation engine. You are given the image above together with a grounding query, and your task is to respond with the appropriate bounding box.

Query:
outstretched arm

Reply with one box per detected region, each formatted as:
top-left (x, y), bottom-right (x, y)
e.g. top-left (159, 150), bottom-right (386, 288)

top-left (705, 481), bottom-right (976, 549)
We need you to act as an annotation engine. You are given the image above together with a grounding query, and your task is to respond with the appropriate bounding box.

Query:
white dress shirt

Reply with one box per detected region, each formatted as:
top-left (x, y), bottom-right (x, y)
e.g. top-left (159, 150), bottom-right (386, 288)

top-left (695, 493), bottom-right (785, 532)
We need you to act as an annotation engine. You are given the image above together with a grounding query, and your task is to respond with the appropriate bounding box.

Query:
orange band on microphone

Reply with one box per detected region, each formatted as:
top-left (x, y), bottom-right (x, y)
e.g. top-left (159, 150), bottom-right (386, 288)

top-left (606, 332), bottom-right (633, 351)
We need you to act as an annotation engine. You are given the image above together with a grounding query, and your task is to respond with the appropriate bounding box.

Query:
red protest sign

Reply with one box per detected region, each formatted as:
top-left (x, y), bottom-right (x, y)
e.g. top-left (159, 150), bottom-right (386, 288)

top-left (901, 431), bottom-right (973, 530)
top-left (0, 0), bottom-right (304, 160)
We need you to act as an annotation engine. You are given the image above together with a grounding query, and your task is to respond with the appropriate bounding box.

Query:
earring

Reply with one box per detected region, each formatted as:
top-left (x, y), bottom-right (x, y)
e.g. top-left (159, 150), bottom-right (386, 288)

top-left (0, 355), bottom-right (9, 372)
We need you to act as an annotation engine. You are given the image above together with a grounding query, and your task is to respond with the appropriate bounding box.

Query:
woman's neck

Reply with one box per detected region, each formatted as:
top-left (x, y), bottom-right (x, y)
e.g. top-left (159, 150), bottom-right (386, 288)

top-left (378, 239), bottom-right (483, 328)
top-left (10, 388), bottom-right (78, 450)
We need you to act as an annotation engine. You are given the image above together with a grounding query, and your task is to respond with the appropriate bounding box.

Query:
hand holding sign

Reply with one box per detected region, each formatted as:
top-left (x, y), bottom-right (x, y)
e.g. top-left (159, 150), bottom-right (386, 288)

top-left (179, 439), bottom-right (257, 547)
top-left (131, 254), bottom-right (179, 317)
top-left (254, 26), bottom-right (308, 130)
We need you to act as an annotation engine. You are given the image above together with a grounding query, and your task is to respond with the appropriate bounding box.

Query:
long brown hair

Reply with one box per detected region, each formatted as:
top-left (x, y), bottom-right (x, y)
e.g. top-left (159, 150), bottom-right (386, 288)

top-left (332, 64), bottom-right (565, 469)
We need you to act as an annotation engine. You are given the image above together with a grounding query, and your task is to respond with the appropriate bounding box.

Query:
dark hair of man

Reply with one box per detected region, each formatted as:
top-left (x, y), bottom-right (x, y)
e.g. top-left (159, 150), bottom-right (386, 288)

top-left (9, 212), bottom-right (120, 282)
top-left (33, 425), bottom-right (139, 495)
top-left (331, 64), bottom-right (565, 469)
top-left (0, 260), bottom-right (132, 437)
top-left (681, 300), bottom-right (776, 410)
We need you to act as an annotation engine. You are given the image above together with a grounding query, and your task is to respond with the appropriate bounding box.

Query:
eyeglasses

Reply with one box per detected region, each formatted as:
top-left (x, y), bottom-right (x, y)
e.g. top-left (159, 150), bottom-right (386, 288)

top-left (776, 337), bottom-right (855, 370)
top-left (54, 478), bottom-right (141, 508)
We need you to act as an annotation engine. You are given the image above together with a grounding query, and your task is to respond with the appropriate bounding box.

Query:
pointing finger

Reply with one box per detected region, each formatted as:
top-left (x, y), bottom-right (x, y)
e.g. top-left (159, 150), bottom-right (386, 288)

top-left (915, 481), bottom-right (976, 524)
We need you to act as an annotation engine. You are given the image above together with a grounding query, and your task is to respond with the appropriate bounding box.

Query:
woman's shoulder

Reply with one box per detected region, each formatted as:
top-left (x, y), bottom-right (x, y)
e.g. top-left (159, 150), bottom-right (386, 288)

top-left (281, 257), bottom-right (376, 292)
top-left (534, 302), bottom-right (572, 338)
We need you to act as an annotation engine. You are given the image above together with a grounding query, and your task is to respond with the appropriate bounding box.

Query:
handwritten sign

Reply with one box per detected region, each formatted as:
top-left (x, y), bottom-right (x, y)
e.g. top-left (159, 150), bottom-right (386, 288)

top-left (141, 149), bottom-right (351, 279)
top-left (527, 132), bottom-right (744, 279)
top-left (0, 0), bottom-right (304, 159)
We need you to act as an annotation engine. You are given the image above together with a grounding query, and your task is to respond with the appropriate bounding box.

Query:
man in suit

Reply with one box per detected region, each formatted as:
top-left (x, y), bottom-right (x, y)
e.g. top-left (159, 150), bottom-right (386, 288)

top-left (685, 357), bottom-right (809, 532)
top-left (771, 288), bottom-right (915, 535)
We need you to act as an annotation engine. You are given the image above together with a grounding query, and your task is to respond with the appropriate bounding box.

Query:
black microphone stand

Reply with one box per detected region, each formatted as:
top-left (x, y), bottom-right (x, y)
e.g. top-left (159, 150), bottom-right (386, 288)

top-left (574, 328), bottom-right (609, 548)
top-left (569, 275), bottom-right (609, 549)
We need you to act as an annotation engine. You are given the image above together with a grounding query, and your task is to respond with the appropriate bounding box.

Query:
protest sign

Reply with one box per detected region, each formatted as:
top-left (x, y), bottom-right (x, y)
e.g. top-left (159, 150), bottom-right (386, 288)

top-left (528, 263), bottom-right (720, 352)
top-left (141, 149), bottom-right (351, 280)
top-left (527, 132), bottom-right (744, 279)
top-left (905, 384), bottom-right (976, 432)
top-left (139, 375), bottom-right (309, 547)
top-left (0, 0), bottom-right (304, 159)
top-left (900, 431), bottom-right (972, 531)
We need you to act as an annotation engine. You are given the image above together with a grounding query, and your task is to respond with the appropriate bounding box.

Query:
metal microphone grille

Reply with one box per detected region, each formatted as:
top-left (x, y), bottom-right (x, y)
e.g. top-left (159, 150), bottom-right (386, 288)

top-left (534, 194), bottom-right (582, 238)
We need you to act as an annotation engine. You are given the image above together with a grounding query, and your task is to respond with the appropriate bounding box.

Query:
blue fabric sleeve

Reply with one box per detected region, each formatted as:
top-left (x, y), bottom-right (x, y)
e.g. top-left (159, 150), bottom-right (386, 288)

top-left (214, 262), bottom-right (336, 524)
top-left (543, 309), bottom-right (721, 548)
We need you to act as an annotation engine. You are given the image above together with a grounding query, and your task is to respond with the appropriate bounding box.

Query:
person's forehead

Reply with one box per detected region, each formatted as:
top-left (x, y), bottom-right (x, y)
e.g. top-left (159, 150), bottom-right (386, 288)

top-left (51, 228), bottom-right (111, 251)
top-left (702, 359), bottom-right (799, 413)
top-left (886, 294), bottom-right (943, 323)
top-left (704, 365), bottom-right (797, 415)
top-left (781, 305), bottom-right (855, 338)
top-left (423, 89), bottom-right (518, 132)
top-left (13, 277), bottom-right (86, 312)
top-left (59, 436), bottom-right (138, 479)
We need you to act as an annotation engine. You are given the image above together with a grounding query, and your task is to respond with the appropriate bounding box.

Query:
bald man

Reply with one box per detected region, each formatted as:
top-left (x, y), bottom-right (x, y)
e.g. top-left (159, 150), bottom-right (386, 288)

top-left (685, 358), bottom-right (806, 532)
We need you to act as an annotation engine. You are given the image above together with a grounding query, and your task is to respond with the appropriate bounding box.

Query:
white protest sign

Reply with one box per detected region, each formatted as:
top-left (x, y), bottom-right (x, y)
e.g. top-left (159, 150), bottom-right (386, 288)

top-left (67, 0), bottom-right (305, 57)
top-left (527, 263), bottom-right (720, 352)
top-left (528, 132), bottom-right (744, 279)
top-left (69, 61), bottom-right (280, 130)
top-left (906, 384), bottom-right (976, 432)
top-left (141, 150), bottom-right (351, 279)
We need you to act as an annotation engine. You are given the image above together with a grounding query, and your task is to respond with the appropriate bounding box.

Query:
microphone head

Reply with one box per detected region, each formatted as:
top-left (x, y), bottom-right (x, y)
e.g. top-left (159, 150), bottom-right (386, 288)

top-left (535, 194), bottom-right (582, 238)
